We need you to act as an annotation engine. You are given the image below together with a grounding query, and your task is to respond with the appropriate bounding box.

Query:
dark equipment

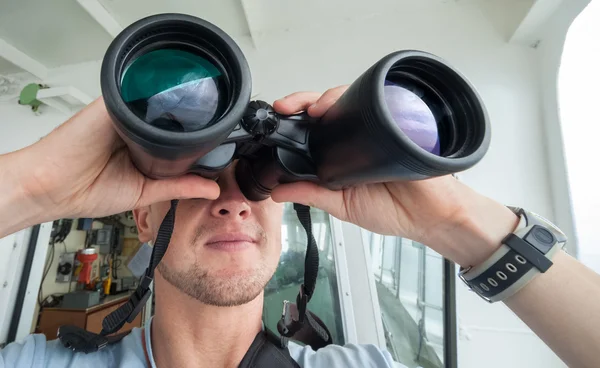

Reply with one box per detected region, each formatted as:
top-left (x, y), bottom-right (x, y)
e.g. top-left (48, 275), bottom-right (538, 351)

top-left (91, 224), bottom-right (124, 254)
top-left (100, 13), bottom-right (490, 201)
top-left (61, 290), bottom-right (101, 309)
top-left (50, 219), bottom-right (73, 245)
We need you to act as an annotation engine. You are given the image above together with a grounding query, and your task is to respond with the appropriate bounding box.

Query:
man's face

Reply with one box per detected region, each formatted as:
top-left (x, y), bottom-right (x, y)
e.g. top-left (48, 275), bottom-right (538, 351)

top-left (133, 162), bottom-right (283, 306)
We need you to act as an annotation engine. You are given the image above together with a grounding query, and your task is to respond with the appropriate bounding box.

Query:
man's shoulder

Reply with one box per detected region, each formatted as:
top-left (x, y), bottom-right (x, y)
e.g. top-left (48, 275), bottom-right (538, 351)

top-left (0, 328), bottom-right (146, 368)
top-left (288, 341), bottom-right (404, 368)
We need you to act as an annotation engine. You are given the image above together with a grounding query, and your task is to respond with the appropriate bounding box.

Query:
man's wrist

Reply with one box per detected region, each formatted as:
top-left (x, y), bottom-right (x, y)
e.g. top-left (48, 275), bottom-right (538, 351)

top-left (427, 184), bottom-right (520, 268)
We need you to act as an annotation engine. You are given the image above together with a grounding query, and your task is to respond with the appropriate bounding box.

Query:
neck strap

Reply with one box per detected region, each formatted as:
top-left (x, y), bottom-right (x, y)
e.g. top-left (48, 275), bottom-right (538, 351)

top-left (100, 199), bottom-right (179, 335)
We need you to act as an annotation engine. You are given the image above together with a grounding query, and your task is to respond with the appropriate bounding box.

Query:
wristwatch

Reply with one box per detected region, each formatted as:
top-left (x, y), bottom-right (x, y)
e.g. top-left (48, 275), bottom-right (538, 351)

top-left (458, 207), bottom-right (567, 303)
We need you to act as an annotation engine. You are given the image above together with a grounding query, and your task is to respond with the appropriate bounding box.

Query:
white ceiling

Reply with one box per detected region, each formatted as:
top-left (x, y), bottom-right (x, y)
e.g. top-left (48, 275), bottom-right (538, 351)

top-left (0, 58), bottom-right (21, 75)
top-left (0, 0), bottom-right (113, 70)
top-left (0, 0), bottom-right (554, 77)
top-left (98, 0), bottom-right (251, 38)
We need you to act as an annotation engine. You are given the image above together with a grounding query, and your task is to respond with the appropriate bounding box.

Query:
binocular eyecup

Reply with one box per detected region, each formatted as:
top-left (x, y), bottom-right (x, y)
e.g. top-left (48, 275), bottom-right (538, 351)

top-left (101, 13), bottom-right (490, 201)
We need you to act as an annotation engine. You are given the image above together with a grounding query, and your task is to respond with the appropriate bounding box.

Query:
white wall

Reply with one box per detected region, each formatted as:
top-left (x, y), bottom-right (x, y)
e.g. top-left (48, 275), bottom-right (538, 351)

top-left (0, 101), bottom-right (67, 155)
top-left (556, 0), bottom-right (599, 271)
top-left (536, 0), bottom-right (592, 257)
top-left (0, 61), bottom-right (101, 155)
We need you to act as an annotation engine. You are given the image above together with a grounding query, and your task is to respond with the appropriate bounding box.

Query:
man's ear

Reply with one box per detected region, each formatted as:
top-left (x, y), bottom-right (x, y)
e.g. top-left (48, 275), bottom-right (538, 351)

top-left (133, 207), bottom-right (153, 243)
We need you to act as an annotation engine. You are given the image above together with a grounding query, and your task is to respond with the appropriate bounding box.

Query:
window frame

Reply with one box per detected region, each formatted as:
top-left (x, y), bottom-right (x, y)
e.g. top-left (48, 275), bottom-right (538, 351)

top-left (328, 215), bottom-right (358, 344)
top-left (347, 225), bottom-right (458, 366)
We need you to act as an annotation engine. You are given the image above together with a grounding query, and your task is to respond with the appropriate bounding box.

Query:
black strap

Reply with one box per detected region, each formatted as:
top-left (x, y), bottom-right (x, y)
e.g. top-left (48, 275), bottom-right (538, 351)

top-left (294, 203), bottom-right (319, 316)
top-left (58, 200), bottom-right (179, 353)
top-left (277, 203), bottom-right (332, 349)
top-left (238, 328), bottom-right (301, 368)
top-left (503, 226), bottom-right (555, 273)
top-left (101, 199), bottom-right (178, 335)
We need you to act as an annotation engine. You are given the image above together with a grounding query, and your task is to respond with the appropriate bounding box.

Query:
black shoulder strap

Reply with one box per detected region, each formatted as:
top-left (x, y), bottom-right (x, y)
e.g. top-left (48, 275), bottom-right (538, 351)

top-left (238, 328), bottom-right (301, 368)
top-left (58, 200), bottom-right (179, 353)
top-left (277, 204), bottom-right (333, 350)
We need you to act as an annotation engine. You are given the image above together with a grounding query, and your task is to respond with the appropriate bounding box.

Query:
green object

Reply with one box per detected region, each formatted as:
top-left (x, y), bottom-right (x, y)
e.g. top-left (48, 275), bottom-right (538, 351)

top-left (19, 83), bottom-right (43, 111)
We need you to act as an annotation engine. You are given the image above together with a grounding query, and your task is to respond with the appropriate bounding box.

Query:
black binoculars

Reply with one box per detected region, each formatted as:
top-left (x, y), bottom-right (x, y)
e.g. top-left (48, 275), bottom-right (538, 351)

top-left (101, 13), bottom-right (490, 201)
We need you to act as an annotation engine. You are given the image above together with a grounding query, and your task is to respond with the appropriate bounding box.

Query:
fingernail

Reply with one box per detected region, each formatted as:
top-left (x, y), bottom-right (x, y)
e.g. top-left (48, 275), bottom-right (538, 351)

top-left (309, 103), bottom-right (318, 110)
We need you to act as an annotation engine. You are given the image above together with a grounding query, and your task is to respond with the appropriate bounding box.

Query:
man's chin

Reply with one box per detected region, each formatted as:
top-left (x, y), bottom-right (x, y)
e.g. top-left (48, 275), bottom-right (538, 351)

top-left (193, 274), bottom-right (266, 307)
top-left (157, 262), bottom-right (272, 307)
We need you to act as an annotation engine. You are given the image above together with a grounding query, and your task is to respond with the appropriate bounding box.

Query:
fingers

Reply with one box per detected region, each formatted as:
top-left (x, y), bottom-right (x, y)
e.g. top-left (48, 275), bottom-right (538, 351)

top-left (270, 182), bottom-right (348, 221)
top-left (272, 92), bottom-right (322, 115)
top-left (307, 85), bottom-right (349, 117)
top-left (136, 175), bottom-right (221, 208)
top-left (272, 86), bottom-right (349, 118)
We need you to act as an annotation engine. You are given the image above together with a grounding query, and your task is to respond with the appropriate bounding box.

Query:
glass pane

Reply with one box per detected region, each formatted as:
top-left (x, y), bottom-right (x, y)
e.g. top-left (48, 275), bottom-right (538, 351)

top-left (363, 230), bottom-right (444, 368)
top-left (263, 203), bottom-right (345, 345)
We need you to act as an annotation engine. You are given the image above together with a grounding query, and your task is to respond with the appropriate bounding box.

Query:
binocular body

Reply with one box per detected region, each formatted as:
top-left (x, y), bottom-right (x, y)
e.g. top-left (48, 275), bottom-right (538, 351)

top-left (101, 13), bottom-right (490, 201)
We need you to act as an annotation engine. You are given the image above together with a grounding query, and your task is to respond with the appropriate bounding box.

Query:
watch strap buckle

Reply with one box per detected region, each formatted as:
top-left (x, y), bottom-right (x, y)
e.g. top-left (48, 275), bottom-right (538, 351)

top-left (458, 266), bottom-right (494, 303)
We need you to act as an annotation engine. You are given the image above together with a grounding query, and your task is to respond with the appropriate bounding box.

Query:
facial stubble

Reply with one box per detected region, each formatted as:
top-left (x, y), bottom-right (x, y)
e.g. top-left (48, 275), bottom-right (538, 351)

top-left (157, 223), bottom-right (277, 307)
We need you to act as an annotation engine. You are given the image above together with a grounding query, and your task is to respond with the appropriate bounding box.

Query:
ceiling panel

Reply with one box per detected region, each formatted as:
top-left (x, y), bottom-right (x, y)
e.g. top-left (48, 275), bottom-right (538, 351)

top-left (0, 0), bottom-right (113, 68)
top-left (242, 0), bottom-right (537, 36)
top-left (0, 58), bottom-right (23, 75)
top-left (478, 0), bottom-right (537, 41)
top-left (0, 0), bottom-right (538, 77)
top-left (99, 0), bottom-right (250, 37)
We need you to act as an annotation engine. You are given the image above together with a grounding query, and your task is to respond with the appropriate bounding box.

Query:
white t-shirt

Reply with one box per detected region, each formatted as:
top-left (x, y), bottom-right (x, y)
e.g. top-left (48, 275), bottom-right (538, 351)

top-left (1, 318), bottom-right (405, 367)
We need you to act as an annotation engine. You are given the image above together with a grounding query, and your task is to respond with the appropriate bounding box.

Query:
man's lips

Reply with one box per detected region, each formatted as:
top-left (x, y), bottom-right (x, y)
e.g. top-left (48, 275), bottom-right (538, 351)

top-left (204, 232), bottom-right (258, 252)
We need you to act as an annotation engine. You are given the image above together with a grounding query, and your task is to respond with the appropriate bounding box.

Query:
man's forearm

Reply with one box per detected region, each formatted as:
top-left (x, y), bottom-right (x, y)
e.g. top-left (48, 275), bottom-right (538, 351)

top-left (0, 151), bottom-right (42, 238)
top-left (434, 186), bottom-right (600, 367)
top-left (426, 181), bottom-right (520, 268)
top-left (505, 251), bottom-right (600, 368)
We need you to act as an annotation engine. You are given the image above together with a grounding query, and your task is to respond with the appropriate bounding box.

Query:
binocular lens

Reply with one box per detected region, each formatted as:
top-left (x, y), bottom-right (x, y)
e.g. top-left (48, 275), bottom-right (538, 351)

top-left (120, 49), bottom-right (228, 132)
top-left (383, 80), bottom-right (441, 156)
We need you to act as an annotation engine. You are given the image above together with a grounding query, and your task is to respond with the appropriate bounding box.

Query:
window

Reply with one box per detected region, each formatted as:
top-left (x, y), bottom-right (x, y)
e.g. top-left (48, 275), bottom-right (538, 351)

top-left (263, 203), bottom-right (345, 345)
top-left (362, 231), bottom-right (446, 368)
top-left (559, 0), bottom-right (600, 272)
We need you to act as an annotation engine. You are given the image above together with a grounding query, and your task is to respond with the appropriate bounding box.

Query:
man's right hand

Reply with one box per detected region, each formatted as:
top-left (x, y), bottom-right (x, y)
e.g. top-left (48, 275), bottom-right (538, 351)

top-left (0, 98), bottom-right (220, 238)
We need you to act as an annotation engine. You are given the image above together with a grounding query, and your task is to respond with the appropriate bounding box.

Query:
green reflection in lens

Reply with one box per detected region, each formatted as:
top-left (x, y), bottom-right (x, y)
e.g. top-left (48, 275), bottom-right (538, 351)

top-left (121, 49), bottom-right (226, 132)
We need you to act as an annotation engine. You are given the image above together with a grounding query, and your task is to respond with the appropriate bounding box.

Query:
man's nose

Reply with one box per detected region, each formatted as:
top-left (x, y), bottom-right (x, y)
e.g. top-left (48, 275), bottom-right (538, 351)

top-left (210, 196), bottom-right (251, 220)
top-left (209, 168), bottom-right (252, 220)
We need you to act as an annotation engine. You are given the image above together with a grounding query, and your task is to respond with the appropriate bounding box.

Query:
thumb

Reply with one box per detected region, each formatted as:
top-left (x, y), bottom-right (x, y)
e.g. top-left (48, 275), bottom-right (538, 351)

top-left (136, 175), bottom-right (220, 207)
top-left (271, 182), bottom-right (348, 220)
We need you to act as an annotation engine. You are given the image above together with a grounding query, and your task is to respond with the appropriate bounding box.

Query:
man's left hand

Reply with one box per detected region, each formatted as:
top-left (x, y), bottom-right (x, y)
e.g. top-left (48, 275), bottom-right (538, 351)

top-left (271, 87), bottom-right (518, 267)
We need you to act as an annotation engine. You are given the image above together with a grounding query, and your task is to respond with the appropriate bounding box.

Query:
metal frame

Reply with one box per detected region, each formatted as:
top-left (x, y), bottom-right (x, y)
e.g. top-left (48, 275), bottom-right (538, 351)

top-left (363, 235), bottom-right (458, 367)
top-left (328, 216), bottom-right (358, 344)
top-left (6, 225), bottom-right (40, 343)
top-left (0, 230), bottom-right (29, 346)
top-left (344, 222), bottom-right (387, 347)
top-left (14, 222), bottom-right (53, 342)
top-left (443, 260), bottom-right (458, 368)
top-left (0, 221), bottom-right (52, 345)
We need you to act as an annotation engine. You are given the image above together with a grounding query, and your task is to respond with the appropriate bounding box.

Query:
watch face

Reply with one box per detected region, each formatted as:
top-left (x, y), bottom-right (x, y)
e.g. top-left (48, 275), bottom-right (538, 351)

top-left (525, 226), bottom-right (556, 254)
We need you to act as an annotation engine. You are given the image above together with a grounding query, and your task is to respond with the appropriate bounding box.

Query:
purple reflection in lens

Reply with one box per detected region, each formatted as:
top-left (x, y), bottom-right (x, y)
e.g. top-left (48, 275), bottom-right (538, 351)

top-left (384, 81), bottom-right (440, 155)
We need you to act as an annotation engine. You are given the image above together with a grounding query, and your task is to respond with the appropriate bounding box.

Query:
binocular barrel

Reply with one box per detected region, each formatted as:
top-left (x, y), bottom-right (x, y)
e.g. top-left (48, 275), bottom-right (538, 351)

top-left (101, 13), bottom-right (490, 201)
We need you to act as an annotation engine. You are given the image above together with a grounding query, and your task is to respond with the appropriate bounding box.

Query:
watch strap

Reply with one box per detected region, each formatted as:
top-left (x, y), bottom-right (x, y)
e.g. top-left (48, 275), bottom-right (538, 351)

top-left (459, 207), bottom-right (566, 303)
